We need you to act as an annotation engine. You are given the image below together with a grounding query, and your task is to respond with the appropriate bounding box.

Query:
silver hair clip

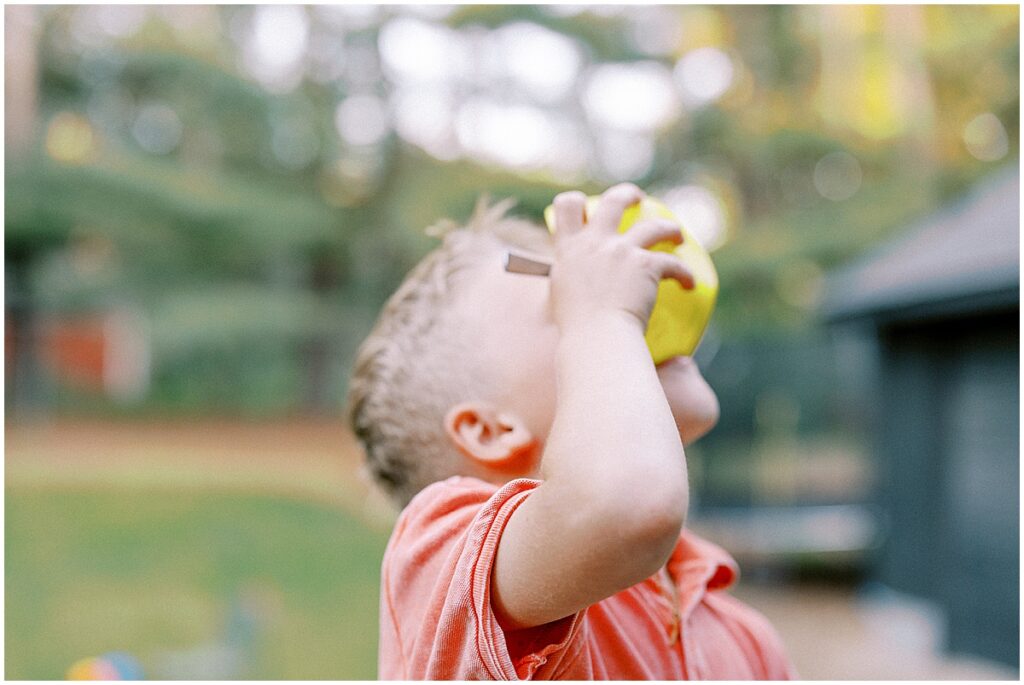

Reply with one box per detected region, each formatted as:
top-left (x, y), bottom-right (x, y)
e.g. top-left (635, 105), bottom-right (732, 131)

top-left (504, 251), bottom-right (552, 277)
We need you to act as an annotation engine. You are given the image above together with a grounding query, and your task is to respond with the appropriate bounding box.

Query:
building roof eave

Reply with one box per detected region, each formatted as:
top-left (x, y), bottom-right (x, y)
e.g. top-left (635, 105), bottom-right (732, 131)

top-left (823, 169), bottom-right (1020, 327)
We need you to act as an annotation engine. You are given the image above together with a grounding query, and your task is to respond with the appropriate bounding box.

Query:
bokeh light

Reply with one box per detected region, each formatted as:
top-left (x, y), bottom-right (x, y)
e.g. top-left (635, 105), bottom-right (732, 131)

top-left (584, 61), bottom-right (681, 132)
top-left (456, 99), bottom-right (556, 169)
top-left (963, 112), bottom-right (1009, 162)
top-left (335, 94), bottom-right (390, 148)
top-left (91, 5), bottom-right (147, 39)
top-left (674, 47), bottom-right (735, 108)
top-left (69, 5), bottom-right (146, 49)
top-left (45, 112), bottom-right (97, 164)
top-left (813, 151), bottom-right (863, 202)
top-left (595, 131), bottom-right (655, 181)
top-left (390, 86), bottom-right (459, 160)
top-left (628, 6), bottom-right (685, 57)
top-left (661, 185), bottom-right (729, 251)
top-left (240, 5), bottom-right (310, 93)
top-left (131, 103), bottom-right (183, 156)
top-left (495, 22), bottom-right (582, 103)
top-left (315, 4), bottom-right (380, 32)
top-left (378, 16), bottom-right (467, 85)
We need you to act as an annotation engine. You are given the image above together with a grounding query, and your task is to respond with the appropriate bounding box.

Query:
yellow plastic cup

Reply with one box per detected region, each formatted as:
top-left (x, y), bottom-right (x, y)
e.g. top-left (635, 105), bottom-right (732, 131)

top-left (544, 196), bottom-right (718, 364)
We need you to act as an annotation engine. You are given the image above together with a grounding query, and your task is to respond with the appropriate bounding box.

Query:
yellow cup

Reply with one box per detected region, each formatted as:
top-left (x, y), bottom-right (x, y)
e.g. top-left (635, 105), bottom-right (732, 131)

top-left (544, 196), bottom-right (718, 364)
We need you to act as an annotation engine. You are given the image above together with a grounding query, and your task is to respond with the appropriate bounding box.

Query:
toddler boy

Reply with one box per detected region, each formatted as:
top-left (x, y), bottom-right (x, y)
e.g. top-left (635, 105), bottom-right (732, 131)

top-left (347, 184), bottom-right (797, 679)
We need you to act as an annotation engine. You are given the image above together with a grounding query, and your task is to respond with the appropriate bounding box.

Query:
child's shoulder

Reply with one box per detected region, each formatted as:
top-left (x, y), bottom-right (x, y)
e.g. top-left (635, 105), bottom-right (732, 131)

top-left (382, 476), bottom-right (544, 615)
top-left (391, 476), bottom-right (540, 544)
top-left (402, 475), bottom-right (497, 515)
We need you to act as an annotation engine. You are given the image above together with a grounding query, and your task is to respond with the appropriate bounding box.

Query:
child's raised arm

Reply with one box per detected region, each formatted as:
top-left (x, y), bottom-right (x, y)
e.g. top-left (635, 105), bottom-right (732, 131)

top-left (491, 183), bottom-right (694, 630)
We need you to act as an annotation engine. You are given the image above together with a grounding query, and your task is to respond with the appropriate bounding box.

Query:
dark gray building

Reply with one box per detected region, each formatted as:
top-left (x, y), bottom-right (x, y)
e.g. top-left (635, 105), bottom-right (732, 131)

top-left (825, 170), bottom-right (1019, 667)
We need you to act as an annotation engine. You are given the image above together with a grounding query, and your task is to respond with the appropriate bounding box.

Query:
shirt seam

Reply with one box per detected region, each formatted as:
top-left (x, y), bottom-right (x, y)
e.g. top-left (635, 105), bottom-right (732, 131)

top-left (381, 542), bottom-right (411, 678)
top-left (469, 486), bottom-right (534, 679)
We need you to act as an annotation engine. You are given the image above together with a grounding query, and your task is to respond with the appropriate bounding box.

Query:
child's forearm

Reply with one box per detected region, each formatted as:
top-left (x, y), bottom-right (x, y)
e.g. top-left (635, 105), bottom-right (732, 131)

top-left (543, 311), bottom-right (688, 520)
top-left (491, 183), bottom-right (691, 631)
top-left (490, 312), bottom-right (688, 630)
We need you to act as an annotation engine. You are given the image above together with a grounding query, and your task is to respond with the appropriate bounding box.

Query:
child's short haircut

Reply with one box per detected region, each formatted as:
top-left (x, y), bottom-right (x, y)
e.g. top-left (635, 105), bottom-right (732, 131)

top-left (345, 197), bottom-right (553, 507)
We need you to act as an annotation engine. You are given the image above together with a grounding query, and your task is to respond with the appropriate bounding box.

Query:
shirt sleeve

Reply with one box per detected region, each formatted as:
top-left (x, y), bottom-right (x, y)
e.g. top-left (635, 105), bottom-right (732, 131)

top-left (379, 477), bottom-right (586, 680)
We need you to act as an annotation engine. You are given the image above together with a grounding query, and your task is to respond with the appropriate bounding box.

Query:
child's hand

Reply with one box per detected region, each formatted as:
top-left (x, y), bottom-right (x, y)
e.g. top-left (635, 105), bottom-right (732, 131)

top-left (549, 183), bottom-right (694, 333)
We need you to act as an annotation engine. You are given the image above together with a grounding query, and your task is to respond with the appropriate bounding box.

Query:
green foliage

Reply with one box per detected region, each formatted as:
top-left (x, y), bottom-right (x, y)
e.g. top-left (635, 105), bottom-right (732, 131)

top-left (6, 5), bottom-right (1018, 414)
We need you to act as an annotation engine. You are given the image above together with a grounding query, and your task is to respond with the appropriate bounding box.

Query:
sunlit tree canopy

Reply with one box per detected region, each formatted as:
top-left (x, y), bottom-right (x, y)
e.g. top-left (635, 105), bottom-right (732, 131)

top-left (5, 4), bottom-right (1018, 413)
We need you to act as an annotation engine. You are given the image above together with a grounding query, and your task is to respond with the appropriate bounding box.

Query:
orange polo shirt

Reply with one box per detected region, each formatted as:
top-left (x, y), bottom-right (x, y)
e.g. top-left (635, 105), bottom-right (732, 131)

top-left (379, 476), bottom-right (798, 680)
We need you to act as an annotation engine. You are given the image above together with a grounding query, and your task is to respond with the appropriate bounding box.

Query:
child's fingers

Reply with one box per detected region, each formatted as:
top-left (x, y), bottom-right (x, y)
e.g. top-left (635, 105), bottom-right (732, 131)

top-left (552, 191), bottom-right (587, 236)
top-left (646, 253), bottom-right (695, 290)
top-left (626, 219), bottom-right (683, 249)
top-left (590, 183), bottom-right (644, 233)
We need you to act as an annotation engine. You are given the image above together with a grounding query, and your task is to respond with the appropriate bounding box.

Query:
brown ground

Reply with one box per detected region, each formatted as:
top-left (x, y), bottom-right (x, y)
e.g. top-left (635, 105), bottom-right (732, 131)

top-left (733, 583), bottom-right (1016, 680)
top-left (5, 417), bottom-right (398, 529)
top-left (6, 419), bottom-right (1018, 680)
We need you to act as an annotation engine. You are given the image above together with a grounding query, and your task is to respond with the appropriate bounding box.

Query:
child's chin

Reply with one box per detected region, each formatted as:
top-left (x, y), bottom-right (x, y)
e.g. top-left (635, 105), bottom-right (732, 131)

top-left (655, 355), bottom-right (701, 388)
top-left (656, 357), bottom-right (720, 442)
top-left (679, 411), bottom-right (718, 445)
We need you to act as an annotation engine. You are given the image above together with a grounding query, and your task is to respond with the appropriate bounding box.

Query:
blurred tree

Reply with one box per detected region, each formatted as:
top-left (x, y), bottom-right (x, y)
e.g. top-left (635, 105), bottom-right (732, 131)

top-left (6, 5), bottom-right (44, 410)
top-left (4, 5), bottom-right (1018, 417)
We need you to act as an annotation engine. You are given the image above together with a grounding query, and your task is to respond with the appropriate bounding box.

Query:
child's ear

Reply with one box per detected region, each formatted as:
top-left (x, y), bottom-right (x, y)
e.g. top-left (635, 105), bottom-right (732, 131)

top-left (444, 401), bottom-right (539, 472)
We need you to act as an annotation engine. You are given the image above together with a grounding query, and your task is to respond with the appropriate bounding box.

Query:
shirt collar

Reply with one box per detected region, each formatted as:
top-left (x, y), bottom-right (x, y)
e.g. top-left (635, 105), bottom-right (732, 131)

top-left (668, 527), bottom-right (740, 594)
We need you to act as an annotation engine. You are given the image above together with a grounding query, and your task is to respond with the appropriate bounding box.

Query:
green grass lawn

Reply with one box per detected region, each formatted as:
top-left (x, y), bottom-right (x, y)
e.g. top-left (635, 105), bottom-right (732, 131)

top-left (6, 485), bottom-right (390, 679)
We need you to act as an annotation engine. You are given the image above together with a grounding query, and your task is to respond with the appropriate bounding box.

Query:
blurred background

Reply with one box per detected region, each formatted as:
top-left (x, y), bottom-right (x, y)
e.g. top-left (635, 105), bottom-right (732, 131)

top-left (4, 4), bottom-right (1019, 680)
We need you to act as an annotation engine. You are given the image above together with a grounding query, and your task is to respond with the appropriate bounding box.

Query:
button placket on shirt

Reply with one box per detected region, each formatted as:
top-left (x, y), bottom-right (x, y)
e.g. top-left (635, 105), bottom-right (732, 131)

top-left (673, 561), bottom-right (719, 679)
top-left (662, 568), bottom-right (682, 645)
top-left (644, 568), bottom-right (682, 645)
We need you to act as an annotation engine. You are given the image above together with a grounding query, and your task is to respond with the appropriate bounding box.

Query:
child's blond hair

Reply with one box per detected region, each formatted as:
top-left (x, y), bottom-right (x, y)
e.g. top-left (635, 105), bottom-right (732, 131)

top-left (345, 197), bottom-right (552, 507)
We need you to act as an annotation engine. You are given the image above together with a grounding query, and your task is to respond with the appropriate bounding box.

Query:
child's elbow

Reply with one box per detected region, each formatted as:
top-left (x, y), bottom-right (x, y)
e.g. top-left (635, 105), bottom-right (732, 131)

top-left (608, 458), bottom-right (688, 538)
top-left (632, 490), bottom-right (688, 544)
top-left (608, 485), bottom-right (687, 574)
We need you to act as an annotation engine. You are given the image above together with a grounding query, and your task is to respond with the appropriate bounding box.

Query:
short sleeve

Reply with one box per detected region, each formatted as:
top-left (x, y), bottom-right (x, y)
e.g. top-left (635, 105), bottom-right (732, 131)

top-left (379, 476), bottom-right (586, 680)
